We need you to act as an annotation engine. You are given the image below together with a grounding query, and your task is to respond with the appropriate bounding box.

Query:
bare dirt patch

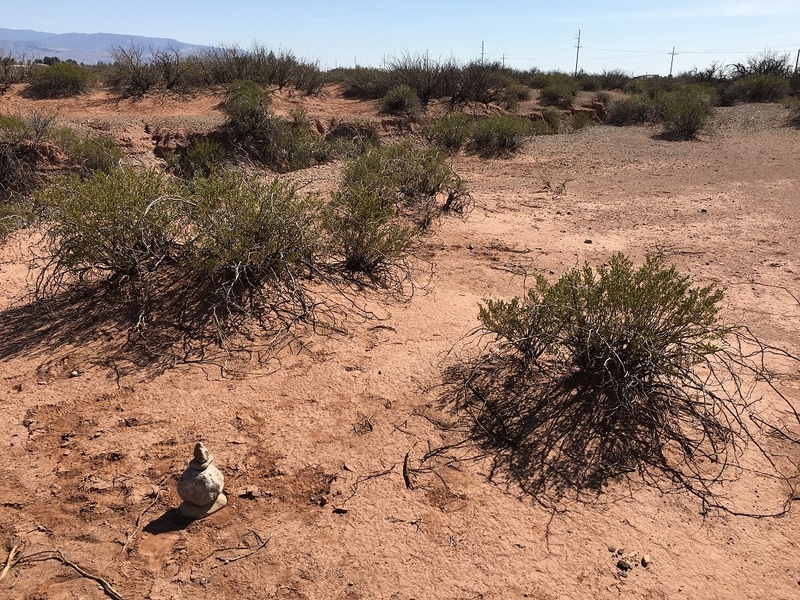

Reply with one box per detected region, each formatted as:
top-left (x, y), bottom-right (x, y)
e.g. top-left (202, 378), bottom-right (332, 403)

top-left (1, 88), bottom-right (799, 599)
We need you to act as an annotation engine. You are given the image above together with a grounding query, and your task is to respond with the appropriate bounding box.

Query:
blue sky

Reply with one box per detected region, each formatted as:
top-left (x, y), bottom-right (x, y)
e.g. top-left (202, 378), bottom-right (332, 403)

top-left (3, 1), bottom-right (799, 75)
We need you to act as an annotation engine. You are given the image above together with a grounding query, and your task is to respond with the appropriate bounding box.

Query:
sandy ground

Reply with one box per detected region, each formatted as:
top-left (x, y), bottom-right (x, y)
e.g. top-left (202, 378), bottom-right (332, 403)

top-left (1, 87), bottom-right (799, 600)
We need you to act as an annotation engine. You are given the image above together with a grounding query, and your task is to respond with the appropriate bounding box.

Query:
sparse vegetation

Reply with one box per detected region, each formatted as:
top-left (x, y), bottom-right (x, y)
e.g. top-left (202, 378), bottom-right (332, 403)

top-left (341, 142), bottom-right (469, 230)
top-left (50, 127), bottom-right (124, 173)
top-left (382, 84), bottom-right (422, 116)
top-left (469, 115), bottom-right (537, 157)
top-left (25, 62), bottom-right (93, 98)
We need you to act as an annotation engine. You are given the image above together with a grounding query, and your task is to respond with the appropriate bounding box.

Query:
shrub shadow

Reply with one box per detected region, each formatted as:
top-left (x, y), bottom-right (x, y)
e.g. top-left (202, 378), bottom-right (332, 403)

top-left (442, 356), bottom-right (646, 503)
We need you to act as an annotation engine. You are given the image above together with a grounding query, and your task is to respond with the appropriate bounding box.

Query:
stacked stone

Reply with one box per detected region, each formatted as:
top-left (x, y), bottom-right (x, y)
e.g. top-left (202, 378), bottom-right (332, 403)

top-left (177, 442), bottom-right (227, 519)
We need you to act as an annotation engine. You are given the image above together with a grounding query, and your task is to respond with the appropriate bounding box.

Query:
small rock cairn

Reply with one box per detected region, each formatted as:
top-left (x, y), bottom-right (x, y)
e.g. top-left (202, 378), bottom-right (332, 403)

top-left (177, 442), bottom-right (227, 519)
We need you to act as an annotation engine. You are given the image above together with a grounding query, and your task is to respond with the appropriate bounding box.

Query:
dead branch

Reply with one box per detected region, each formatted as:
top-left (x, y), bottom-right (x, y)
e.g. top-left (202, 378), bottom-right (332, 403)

top-left (3, 548), bottom-right (125, 600)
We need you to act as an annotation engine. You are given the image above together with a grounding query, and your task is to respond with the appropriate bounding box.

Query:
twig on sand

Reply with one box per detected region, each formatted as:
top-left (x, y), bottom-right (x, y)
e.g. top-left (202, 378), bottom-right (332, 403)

top-left (0, 543), bottom-right (22, 582)
top-left (200, 531), bottom-right (270, 568)
top-left (121, 483), bottom-right (163, 557)
top-left (2, 547), bottom-right (125, 600)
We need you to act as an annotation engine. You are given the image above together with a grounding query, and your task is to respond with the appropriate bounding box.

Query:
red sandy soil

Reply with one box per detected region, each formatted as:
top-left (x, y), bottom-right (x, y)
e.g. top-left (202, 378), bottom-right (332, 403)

top-left (1, 86), bottom-right (799, 600)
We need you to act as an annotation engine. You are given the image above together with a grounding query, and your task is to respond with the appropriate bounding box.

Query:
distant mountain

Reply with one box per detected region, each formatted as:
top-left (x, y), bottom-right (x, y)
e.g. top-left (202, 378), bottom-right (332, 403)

top-left (0, 28), bottom-right (211, 64)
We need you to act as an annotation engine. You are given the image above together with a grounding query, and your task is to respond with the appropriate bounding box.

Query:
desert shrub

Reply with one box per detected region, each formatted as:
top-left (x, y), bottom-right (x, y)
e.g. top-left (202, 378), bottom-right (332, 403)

top-left (607, 94), bottom-right (659, 125)
top-left (724, 74), bottom-right (790, 103)
top-left (0, 142), bottom-right (39, 204)
top-left (570, 111), bottom-right (593, 130)
top-left (659, 88), bottom-right (713, 140)
top-left (594, 91), bottom-right (612, 106)
top-left (0, 114), bottom-right (32, 143)
top-left (108, 44), bottom-right (158, 97)
top-left (50, 128), bottom-right (124, 173)
top-left (539, 80), bottom-right (578, 108)
top-left (500, 82), bottom-right (532, 110)
top-left (542, 107), bottom-right (562, 132)
top-left (386, 53), bottom-right (458, 105)
top-left (469, 115), bottom-right (536, 157)
top-left (35, 168), bottom-right (187, 294)
top-left (0, 111), bottom-right (58, 144)
top-left (425, 112), bottom-right (472, 154)
top-left (183, 137), bottom-right (226, 176)
top-left (25, 62), bottom-right (93, 98)
top-left (221, 81), bottom-right (324, 171)
top-left (578, 75), bottom-right (601, 91)
top-left (338, 66), bottom-right (393, 99)
top-left (343, 142), bottom-right (469, 229)
top-left (730, 50), bottom-right (793, 79)
top-left (0, 200), bottom-right (36, 240)
top-left (324, 120), bottom-right (380, 159)
top-left (455, 253), bottom-right (786, 501)
top-left (186, 173), bottom-right (321, 308)
top-left (292, 62), bottom-right (326, 95)
top-left (382, 84), bottom-right (422, 116)
top-left (451, 61), bottom-right (511, 106)
top-left (600, 69), bottom-right (630, 90)
top-left (221, 79), bottom-right (272, 139)
top-left (323, 186), bottom-right (417, 276)
top-left (259, 112), bottom-right (327, 172)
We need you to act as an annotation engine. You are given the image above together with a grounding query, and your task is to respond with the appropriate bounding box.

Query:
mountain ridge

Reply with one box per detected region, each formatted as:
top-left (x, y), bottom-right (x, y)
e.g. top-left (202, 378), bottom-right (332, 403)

top-left (0, 28), bottom-right (211, 64)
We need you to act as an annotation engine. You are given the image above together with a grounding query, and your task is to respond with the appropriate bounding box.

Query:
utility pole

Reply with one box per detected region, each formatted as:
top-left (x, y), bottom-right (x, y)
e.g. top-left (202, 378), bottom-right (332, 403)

top-left (502, 54), bottom-right (506, 67)
top-left (574, 30), bottom-right (581, 77)
top-left (795, 48), bottom-right (799, 73)
top-left (481, 41), bottom-right (485, 63)
top-left (669, 46), bottom-right (678, 77)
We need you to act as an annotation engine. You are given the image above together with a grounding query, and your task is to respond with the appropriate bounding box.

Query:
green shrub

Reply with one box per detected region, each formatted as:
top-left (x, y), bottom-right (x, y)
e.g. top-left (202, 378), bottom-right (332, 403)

top-left (659, 88), bottom-right (713, 140)
top-left (324, 120), bottom-right (380, 159)
top-left (578, 75), bottom-right (601, 91)
top-left (50, 127), bottom-right (124, 173)
top-left (26, 62), bottom-right (93, 98)
top-left (187, 173), bottom-right (321, 305)
top-left (382, 84), bottom-right (423, 116)
top-left (183, 137), bottom-right (226, 176)
top-left (724, 74), bottom-right (790, 103)
top-left (425, 112), bottom-right (472, 154)
top-left (35, 168), bottom-right (186, 293)
top-left (594, 91), bottom-right (612, 106)
top-left (539, 80), bottom-right (578, 108)
top-left (338, 66), bottom-right (393, 99)
top-left (221, 79), bottom-right (272, 139)
top-left (607, 94), bottom-right (658, 125)
top-left (469, 115), bottom-right (536, 157)
top-left (600, 69), bottom-right (630, 90)
top-left (343, 142), bottom-right (469, 229)
top-left (466, 253), bottom-right (761, 494)
top-left (0, 114), bottom-right (33, 143)
top-left (542, 107), bottom-right (562, 132)
top-left (570, 111), bottom-right (593, 130)
top-left (0, 200), bottom-right (35, 240)
top-left (221, 82), bottom-right (325, 172)
top-left (500, 82), bottom-right (531, 110)
top-left (323, 186), bottom-right (416, 276)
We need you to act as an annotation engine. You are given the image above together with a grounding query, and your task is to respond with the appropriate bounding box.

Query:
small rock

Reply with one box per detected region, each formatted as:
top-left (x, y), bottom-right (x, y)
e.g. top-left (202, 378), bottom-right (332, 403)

top-left (700, 208), bottom-right (708, 213)
top-left (616, 548), bottom-right (624, 556)
top-left (617, 559), bottom-right (633, 572)
top-left (466, 244), bottom-right (474, 250)
top-left (608, 545), bottom-right (617, 553)
top-left (641, 554), bottom-right (651, 568)
top-left (584, 239), bottom-right (592, 244)
top-left (69, 370), bottom-right (79, 378)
